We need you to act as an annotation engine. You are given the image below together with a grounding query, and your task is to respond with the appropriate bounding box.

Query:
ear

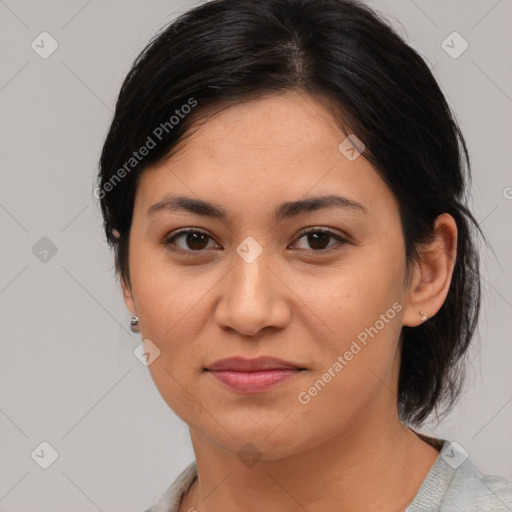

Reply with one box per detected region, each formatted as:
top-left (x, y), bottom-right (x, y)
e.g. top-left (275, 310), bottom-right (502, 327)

top-left (402, 213), bottom-right (458, 327)
top-left (121, 275), bottom-right (137, 317)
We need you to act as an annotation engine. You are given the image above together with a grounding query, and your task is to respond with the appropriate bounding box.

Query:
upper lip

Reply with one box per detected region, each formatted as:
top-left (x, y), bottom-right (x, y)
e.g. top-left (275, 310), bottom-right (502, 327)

top-left (205, 356), bottom-right (304, 372)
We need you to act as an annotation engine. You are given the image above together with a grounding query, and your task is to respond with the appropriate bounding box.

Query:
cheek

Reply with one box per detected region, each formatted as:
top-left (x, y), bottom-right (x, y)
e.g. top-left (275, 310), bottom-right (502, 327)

top-left (306, 253), bottom-right (404, 342)
top-left (132, 264), bottom-right (211, 424)
top-left (297, 251), bottom-right (405, 400)
top-left (130, 247), bottom-right (231, 396)
top-left (131, 241), bottom-right (201, 324)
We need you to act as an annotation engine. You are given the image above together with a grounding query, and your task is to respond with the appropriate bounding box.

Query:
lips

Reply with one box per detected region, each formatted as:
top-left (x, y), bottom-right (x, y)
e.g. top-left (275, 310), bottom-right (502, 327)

top-left (205, 357), bottom-right (305, 393)
top-left (205, 356), bottom-right (304, 372)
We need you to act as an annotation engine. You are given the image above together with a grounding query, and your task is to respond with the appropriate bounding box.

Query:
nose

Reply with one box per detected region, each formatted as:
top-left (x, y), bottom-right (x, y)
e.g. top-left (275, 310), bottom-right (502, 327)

top-left (214, 248), bottom-right (291, 337)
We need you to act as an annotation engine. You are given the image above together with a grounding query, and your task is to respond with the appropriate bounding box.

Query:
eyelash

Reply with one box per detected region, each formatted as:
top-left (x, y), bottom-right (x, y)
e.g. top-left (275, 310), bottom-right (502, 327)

top-left (163, 227), bottom-right (347, 255)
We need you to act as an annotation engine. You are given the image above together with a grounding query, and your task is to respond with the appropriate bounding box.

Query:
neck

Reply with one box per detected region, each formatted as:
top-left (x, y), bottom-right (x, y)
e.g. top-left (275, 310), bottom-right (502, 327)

top-left (181, 407), bottom-right (440, 512)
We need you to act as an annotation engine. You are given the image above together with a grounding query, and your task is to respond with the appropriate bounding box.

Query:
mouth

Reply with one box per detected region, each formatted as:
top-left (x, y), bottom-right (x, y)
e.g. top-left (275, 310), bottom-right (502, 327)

top-left (204, 356), bottom-right (306, 393)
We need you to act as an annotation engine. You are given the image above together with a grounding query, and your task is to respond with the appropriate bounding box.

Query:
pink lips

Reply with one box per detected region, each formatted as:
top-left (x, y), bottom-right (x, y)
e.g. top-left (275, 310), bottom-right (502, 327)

top-left (205, 356), bottom-right (304, 393)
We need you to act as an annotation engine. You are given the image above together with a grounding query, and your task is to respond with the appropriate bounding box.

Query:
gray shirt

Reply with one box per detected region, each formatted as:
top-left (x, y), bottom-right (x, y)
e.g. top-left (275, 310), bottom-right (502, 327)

top-left (144, 439), bottom-right (512, 511)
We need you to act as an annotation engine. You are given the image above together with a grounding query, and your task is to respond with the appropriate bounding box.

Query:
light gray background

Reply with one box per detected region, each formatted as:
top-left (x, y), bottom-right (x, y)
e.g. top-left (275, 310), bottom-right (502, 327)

top-left (0, 0), bottom-right (511, 510)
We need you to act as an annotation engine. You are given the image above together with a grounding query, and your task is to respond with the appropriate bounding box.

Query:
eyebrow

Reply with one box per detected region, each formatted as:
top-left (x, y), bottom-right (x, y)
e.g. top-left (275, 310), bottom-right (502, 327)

top-left (145, 193), bottom-right (369, 222)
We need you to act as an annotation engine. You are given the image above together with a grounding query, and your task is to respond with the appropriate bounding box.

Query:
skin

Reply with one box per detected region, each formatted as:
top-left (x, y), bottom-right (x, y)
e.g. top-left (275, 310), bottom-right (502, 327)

top-left (122, 90), bottom-right (457, 512)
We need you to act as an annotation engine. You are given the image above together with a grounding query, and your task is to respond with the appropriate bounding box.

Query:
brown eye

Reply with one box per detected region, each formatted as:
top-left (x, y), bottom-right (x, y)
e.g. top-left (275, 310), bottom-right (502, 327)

top-left (306, 231), bottom-right (330, 250)
top-left (293, 229), bottom-right (346, 252)
top-left (165, 229), bottom-right (219, 252)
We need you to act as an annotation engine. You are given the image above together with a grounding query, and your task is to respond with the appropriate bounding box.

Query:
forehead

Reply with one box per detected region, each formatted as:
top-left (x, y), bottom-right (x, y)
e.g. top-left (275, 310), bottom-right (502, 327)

top-left (187, 91), bottom-right (346, 159)
top-left (133, 91), bottom-right (399, 224)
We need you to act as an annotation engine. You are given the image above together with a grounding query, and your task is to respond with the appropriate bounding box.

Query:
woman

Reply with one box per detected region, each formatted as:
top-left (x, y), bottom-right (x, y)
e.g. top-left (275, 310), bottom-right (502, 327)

top-left (96, 0), bottom-right (512, 510)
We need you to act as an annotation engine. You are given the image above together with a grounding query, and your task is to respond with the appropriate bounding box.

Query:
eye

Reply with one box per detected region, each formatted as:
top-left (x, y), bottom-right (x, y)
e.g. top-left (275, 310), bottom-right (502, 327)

top-left (292, 228), bottom-right (347, 252)
top-left (164, 229), bottom-right (220, 253)
top-left (164, 227), bottom-right (347, 255)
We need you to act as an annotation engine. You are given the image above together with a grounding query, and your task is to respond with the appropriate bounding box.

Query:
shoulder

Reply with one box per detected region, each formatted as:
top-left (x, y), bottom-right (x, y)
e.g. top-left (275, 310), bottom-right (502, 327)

top-left (441, 455), bottom-right (512, 511)
top-left (407, 439), bottom-right (512, 512)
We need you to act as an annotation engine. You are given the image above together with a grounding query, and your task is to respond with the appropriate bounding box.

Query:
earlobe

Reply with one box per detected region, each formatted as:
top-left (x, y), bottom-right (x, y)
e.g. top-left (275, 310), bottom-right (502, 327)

top-left (402, 213), bottom-right (458, 327)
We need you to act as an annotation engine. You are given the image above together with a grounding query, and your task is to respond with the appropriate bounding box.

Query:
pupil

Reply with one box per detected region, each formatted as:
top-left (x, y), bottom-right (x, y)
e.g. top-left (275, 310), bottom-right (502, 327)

top-left (309, 232), bottom-right (329, 250)
top-left (187, 232), bottom-right (208, 250)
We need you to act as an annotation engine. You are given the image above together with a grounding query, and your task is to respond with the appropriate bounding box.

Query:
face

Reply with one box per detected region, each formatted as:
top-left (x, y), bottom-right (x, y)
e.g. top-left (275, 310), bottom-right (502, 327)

top-left (123, 91), bottom-right (413, 459)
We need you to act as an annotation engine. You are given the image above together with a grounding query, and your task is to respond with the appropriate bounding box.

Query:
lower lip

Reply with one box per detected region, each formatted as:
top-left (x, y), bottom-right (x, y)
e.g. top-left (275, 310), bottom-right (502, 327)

top-left (207, 369), bottom-right (302, 393)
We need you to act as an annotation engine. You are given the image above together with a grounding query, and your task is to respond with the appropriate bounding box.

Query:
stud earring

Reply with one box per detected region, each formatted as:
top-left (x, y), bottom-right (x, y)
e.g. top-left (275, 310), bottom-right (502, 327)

top-left (419, 310), bottom-right (428, 323)
top-left (130, 315), bottom-right (140, 333)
